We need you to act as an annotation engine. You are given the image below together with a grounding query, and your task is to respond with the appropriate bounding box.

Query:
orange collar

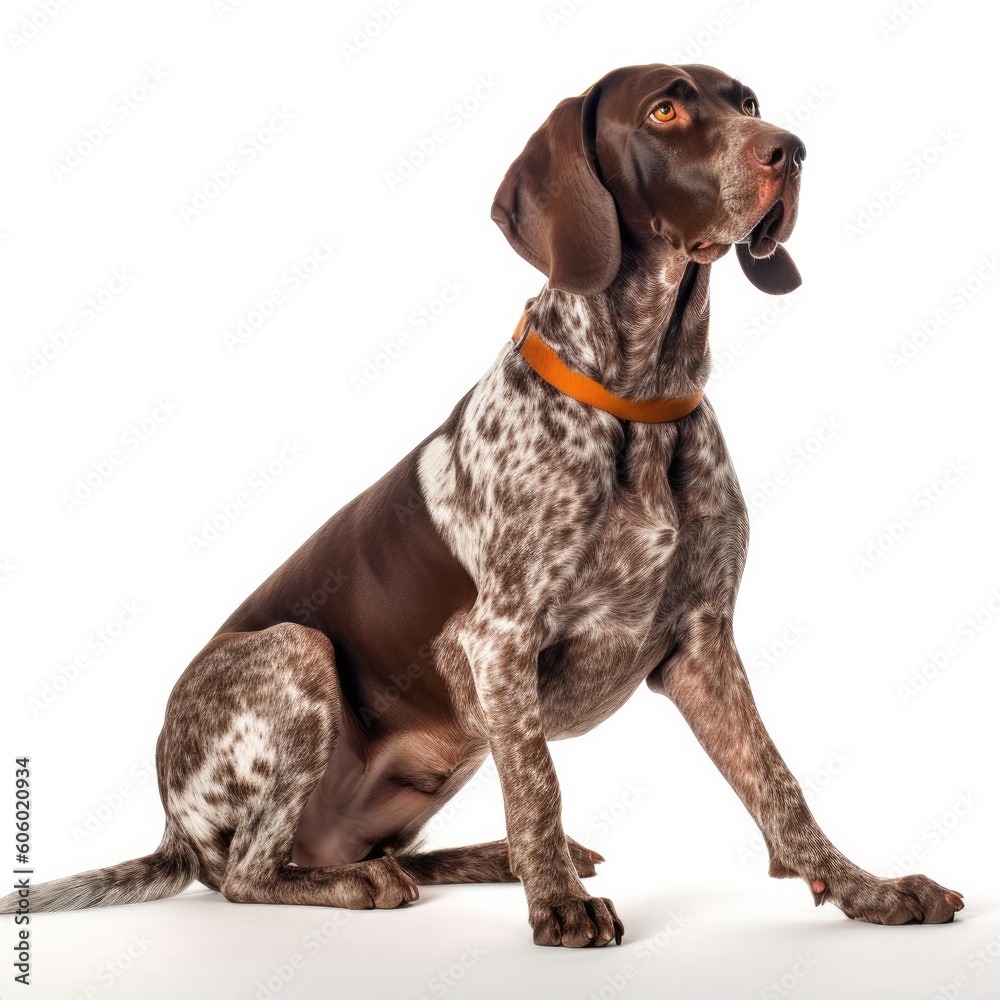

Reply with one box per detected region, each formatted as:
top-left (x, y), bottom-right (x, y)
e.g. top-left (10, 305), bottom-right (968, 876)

top-left (511, 314), bottom-right (703, 423)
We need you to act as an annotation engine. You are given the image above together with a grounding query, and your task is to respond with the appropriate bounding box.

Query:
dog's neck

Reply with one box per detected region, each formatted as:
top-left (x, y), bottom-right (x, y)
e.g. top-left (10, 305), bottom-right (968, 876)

top-left (526, 247), bottom-right (712, 401)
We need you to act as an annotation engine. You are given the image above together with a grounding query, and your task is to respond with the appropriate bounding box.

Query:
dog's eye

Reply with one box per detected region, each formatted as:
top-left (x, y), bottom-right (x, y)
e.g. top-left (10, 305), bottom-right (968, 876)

top-left (741, 97), bottom-right (759, 117)
top-left (650, 102), bottom-right (676, 123)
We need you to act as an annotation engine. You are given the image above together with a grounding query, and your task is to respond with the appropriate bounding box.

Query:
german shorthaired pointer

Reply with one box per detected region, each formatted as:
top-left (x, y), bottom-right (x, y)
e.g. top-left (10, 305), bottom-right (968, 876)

top-left (2, 63), bottom-right (963, 946)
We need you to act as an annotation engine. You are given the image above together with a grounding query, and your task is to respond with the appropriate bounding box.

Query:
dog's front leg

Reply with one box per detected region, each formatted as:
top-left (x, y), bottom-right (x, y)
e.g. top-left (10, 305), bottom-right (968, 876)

top-left (649, 610), bottom-right (964, 924)
top-left (457, 611), bottom-right (623, 947)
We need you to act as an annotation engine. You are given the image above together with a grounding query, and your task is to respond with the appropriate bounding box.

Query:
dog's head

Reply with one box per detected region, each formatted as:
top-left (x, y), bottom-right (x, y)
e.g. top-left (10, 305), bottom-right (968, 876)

top-left (492, 63), bottom-right (805, 296)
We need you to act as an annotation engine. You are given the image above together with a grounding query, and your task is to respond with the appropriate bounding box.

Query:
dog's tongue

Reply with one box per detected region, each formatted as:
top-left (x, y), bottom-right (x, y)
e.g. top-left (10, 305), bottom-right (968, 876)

top-left (745, 200), bottom-right (784, 259)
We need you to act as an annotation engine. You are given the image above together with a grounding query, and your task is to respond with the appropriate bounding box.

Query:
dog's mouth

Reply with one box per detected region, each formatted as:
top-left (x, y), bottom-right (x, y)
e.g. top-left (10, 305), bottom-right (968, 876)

top-left (687, 195), bottom-right (791, 265)
top-left (740, 197), bottom-right (786, 259)
top-left (688, 240), bottom-right (731, 265)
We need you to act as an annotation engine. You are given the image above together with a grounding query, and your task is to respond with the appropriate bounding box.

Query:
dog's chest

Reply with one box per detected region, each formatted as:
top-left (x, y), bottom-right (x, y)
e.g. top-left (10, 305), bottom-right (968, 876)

top-left (420, 369), bottom-right (685, 641)
top-left (417, 364), bottom-right (741, 736)
top-left (557, 441), bottom-right (680, 636)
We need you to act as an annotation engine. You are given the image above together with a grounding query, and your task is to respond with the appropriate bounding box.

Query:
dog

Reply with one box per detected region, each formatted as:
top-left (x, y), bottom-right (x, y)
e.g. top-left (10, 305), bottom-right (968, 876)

top-left (2, 63), bottom-right (964, 947)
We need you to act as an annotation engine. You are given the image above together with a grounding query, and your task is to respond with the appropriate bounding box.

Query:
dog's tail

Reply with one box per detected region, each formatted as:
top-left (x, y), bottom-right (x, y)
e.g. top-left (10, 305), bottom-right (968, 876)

top-left (0, 828), bottom-right (196, 914)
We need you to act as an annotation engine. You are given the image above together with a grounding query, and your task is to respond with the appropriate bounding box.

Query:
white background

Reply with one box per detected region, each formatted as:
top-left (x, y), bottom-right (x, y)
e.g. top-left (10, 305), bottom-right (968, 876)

top-left (2, 0), bottom-right (998, 997)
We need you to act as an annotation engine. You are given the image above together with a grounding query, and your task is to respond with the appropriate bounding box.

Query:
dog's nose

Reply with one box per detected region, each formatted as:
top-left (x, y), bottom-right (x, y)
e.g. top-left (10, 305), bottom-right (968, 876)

top-left (750, 132), bottom-right (806, 173)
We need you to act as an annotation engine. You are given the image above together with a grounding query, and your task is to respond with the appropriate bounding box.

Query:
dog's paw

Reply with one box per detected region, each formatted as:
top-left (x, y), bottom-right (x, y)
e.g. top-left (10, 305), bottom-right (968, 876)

top-left (529, 895), bottom-right (624, 947)
top-left (811, 872), bottom-right (963, 925)
top-left (566, 836), bottom-right (605, 879)
top-left (339, 855), bottom-right (420, 909)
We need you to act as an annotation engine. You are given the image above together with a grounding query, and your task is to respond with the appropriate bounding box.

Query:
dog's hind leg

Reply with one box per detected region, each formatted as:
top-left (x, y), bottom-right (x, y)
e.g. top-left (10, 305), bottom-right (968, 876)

top-left (161, 622), bottom-right (418, 909)
top-left (397, 836), bottom-right (605, 885)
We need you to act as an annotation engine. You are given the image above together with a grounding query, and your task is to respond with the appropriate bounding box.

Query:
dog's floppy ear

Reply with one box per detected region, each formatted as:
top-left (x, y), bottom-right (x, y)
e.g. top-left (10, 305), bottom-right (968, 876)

top-left (491, 89), bottom-right (621, 296)
top-left (736, 243), bottom-right (801, 295)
